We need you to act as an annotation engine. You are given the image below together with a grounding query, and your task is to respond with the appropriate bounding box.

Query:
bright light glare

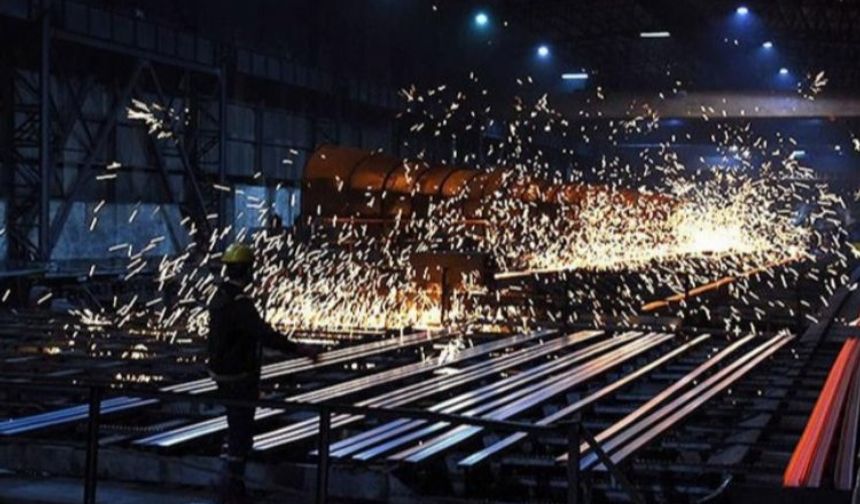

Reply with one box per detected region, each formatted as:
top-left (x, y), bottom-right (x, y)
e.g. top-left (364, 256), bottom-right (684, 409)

top-left (640, 31), bottom-right (671, 38)
top-left (562, 72), bottom-right (588, 80)
top-left (474, 12), bottom-right (489, 27)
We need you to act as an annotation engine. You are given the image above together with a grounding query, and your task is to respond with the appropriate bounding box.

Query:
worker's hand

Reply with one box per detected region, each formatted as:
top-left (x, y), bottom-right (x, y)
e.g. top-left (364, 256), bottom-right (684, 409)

top-left (298, 344), bottom-right (322, 362)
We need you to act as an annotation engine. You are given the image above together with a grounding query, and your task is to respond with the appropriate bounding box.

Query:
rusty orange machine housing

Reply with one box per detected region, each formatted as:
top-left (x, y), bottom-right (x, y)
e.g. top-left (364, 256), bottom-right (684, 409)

top-left (300, 145), bottom-right (675, 291)
top-left (301, 145), bottom-right (673, 224)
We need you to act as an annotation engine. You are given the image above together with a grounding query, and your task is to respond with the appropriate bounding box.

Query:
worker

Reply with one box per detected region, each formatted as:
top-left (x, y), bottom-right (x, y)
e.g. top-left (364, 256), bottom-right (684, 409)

top-left (207, 242), bottom-right (319, 504)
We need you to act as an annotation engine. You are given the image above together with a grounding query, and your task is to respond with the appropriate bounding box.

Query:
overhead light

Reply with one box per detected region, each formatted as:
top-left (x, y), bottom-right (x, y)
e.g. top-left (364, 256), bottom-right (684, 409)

top-left (762, 41), bottom-right (773, 49)
top-left (537, 45), bottom-right (550, 58)
top-left (779, 67), bottom-right (789, 75)
top-left (736, 6), bottom-right (749, 15)
top-left (562, 72), bottom-right (588, 80)
top-left (474, 12), bottom-right (489, 27)
top-left (640, 31), bottom-right (671, 38)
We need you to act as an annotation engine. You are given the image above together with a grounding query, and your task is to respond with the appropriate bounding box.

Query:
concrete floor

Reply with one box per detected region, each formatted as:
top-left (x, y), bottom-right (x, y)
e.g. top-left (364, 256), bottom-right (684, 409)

top-left (0, 475), bottom-right (307, 504)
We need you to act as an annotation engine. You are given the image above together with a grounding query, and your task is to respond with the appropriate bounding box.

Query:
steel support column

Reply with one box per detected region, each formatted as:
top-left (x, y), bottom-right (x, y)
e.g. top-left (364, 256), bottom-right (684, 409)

top-left (217, 61), bottom-right (228, 234)
top-left (567, 420), bottom-right (581, 504)
top-left (83, 386), bottom-right (103, 504)
top-left (0, 52), bottom-right (11, 234)
top-left (48, 60), bottom-right (144, 251)
top-left (316, 407), bottom-right (331, 504)
top-left (37, 0), bottom-right (50, 261)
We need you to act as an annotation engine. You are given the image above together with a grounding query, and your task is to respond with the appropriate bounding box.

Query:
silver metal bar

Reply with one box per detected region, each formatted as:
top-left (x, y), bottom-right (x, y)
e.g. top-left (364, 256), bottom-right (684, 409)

top-left (458, 333), bottom-right (711, 467)
top-left (253, 330), bottom-right (605, 451)
top-left (168, 329), bottom-right (450, 394)
top-left (385, 333), bottom-right (674, 463)
top-left (580, 334), bottom-right (776, 469)
top-left (0, 397), bottom-right (155, 435)
top-left (557, 333), bottom-right (757, 464)
top-left (328, 419), bottom-right (413, 457)
top-left (595, 333), bottom-right (793, 469)
top-left (1, 330), bottom-right (448, 435)
top-left (346, 333), bottom-right (655, 460)
top-left (137, 329), bottom-right (562, 447)
top-left (329, 331), bottom-right (632, 457)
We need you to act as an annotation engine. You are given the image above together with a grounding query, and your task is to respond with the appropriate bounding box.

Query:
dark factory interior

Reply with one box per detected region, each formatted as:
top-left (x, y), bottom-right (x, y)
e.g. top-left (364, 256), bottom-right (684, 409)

top-left (1, 1), bottom-right (860, 503)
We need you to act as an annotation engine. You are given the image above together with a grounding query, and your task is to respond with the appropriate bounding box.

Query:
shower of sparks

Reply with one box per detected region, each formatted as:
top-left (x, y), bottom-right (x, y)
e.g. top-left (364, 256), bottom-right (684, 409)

top-left (126, 99), bottom-right (185, 140)
top-left (31, 70), bottom-right (852, 363)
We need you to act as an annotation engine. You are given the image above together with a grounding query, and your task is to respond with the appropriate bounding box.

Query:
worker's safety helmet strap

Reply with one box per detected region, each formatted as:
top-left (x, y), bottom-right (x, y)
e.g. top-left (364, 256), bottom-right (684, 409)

top-left (222, 243), bottom-right (254, 264)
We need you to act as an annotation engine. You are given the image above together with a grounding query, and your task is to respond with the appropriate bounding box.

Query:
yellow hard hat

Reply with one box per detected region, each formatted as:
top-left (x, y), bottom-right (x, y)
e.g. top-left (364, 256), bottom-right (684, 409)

top-left (222, 243), bottom-right (254, 264)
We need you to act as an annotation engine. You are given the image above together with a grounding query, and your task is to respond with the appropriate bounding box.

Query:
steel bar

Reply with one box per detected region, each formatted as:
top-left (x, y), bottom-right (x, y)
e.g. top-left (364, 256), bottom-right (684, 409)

top-left (169, 329), bottom-right (452, 394)
top-left (595, 333), bottom-right (793, 469)
top-left (557, 333), bottom-right (757, 464)
top-left (835, 348), bottom-right (860, 490)
top-left (641, 257), bottom-right (798, 312)
top-left (385, 333), bottom-right (674, 463)
top-left (255, 330), bottom-right (602, 450)
top-left (0, 330), bottom-right (448, 435)
top-left (0, 379), bottom-right (567, 437)
top-left (0, 396), bottom-right (159, 435)
top-left (573, 333), bottom-right (788, 468)
top-left (253, 330), bottom-right (604, 451)
top-left (331, 332), bottom-right (641, 459)
top-left (348, 333), bottom-right (660, 461)
top-left (808, 339), bottom-right (860, 486)
top-left (137, 329), bottom-right (564, 447)
top-left (344, 333), bottom-right (653, 460)
top-left (783, 339), bottom-right (858, 486)
top-left (458, 333), bottom-right (711, 467)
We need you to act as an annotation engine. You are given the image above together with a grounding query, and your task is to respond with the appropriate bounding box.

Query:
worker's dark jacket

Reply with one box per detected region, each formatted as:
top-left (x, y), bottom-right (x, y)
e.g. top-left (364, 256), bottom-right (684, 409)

top-left (207, 280), bottom-right (298, 381)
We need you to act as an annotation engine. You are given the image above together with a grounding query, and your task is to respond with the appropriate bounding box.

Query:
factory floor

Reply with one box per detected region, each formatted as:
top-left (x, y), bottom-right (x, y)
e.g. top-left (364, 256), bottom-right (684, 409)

top-left (0, 474), bottom-right (307, 504)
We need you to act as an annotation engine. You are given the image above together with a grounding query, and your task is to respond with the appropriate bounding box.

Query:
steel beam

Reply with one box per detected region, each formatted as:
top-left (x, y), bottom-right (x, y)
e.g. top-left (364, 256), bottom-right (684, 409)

top-left (37, 0), bottom-right (49, 261)
top-left (0, 51), bottom-right (12, 228)
top-left (143, 62), bottom-right (212, 237)
top-left (217, 59), bottom-right (228, 233)
top-left (47, 60), bottom-right (144, 253)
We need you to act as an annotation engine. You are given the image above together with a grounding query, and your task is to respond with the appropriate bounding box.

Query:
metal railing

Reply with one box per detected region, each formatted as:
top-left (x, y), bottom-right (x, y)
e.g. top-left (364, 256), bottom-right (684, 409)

top-left (0, 379), bottom-right (644, 504)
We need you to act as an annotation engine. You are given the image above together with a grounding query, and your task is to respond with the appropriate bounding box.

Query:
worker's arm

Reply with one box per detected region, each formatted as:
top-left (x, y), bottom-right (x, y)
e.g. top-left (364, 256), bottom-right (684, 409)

top-left (241, 297), bottom-right (318, 358)
top-left (240, 298), bottom-right (298, 353)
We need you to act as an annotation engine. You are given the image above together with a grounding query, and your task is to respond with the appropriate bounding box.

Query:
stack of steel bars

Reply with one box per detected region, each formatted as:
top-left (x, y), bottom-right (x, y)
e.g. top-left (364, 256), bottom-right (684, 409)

top-left (135, 329), bottom-right (569, 448)
top-left (321, 331), bottom-right (673, 462)
top-left (561, 332), bottom-right (794, 471)
top-left (783, 337), bottom-right (860, 489)
top-left (0, 329), bottom-right (448, 435)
